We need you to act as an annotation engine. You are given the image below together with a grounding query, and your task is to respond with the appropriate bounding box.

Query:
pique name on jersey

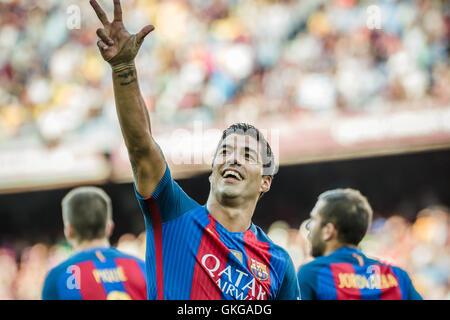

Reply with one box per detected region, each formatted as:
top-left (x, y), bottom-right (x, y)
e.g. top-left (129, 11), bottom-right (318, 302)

top-left (201, 253), bottom-right (269, 300)
top-left (92, 266), bottom-right (127, 284)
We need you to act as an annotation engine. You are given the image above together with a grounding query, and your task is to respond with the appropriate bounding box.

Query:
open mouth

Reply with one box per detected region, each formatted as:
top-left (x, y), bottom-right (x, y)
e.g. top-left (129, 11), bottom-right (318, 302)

top-left (222, 169), bottom-right (244, 182)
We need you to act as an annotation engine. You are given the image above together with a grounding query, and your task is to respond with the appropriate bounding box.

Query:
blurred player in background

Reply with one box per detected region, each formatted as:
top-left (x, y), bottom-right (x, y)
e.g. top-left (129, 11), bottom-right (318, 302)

top-left (89, 0), bottom-right (299, 300)
top-left (297, 188), bottom-right (422, 300)
top-left (42, 187), bottom-right (147, 300)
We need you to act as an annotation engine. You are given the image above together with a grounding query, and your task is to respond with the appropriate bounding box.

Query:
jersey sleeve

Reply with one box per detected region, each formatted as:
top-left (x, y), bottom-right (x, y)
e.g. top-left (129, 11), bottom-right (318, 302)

top-left (276, 253), bottom-right (301, 300)
top-left (402, 270), bottom-right (423, 300)
top-left (297, 263), bottom-right (317, 300)
top-left (407, 281), bottom-right (423, 300)
top-left (134, 163), bottom-right (200, 223)
top-left (391, 266), bottom-right (423, 300)
top-left (42, 269), bottom-right (59, 300)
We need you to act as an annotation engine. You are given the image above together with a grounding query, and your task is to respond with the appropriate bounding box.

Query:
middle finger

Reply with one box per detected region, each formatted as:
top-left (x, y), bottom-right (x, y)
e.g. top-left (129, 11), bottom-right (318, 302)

top-left (90, 0), bottom-right (110, 26)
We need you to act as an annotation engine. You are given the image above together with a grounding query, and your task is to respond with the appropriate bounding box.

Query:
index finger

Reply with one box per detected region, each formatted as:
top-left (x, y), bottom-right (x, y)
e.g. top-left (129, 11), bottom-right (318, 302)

top-left (90, 0), bottom-right (109, 26)
top-left (113, 0), bottom-right (122, 22)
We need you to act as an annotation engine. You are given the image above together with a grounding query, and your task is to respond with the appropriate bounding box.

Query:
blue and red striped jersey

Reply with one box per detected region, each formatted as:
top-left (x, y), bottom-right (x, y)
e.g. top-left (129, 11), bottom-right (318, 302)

top-left (135, 164), bottom-right (300, 300)
top-left (42, 247), bottom-right (147, 300)
top-left (297, 246), bottom-right (422, 300)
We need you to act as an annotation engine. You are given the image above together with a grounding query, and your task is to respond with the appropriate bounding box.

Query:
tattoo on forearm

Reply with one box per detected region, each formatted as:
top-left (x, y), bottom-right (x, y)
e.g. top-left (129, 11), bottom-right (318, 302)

top-left (118, 70), bottom-right (134, 79)
top-left (115, 68), bottom-right (137, 86)
top-left (120, 78), bottom-right (137, 86)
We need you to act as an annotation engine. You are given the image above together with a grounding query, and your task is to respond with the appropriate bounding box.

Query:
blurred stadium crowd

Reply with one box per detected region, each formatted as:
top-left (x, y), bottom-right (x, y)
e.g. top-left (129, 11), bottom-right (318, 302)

top-left (0, 206), bottom-right (448, 299)
top-left (0, 0), bottom-right (449, 300)
top-left (0, 0), bottom-right (449, 147)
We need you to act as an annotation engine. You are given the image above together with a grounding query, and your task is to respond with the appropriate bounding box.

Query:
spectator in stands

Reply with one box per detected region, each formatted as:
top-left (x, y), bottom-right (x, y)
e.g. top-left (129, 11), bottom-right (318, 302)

top-left (0, 0), bottom-right (448, 146)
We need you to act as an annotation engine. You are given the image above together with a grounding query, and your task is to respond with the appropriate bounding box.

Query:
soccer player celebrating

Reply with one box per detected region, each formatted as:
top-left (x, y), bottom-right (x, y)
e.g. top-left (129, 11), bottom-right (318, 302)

top-left (297, 188), bottom-right (422, 300)
top-left (42, 187), bottom-right (147, 300)
top-left (89, 0), bottom-right (299, 300)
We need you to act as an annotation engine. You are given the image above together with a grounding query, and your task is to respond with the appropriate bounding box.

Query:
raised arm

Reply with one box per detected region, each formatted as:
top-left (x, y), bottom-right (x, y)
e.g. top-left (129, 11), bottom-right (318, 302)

top-left (90, 0), bottom-right (166, 197)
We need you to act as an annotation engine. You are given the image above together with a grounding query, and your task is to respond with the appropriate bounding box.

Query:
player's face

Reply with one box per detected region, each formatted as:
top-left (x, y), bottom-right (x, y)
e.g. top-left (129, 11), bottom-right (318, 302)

top-left (307, 200), bottom-right (327, 257)
top-left (210, 133), bottom-right (271, 202)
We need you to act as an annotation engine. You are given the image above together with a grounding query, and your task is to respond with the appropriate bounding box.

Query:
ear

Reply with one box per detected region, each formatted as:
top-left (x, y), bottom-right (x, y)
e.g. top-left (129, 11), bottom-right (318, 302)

top-left (321, 222), bottom-right (336, 242)
top-left (260, 175), bottom-right (272, 193)
top-left (64, 223), bottom-right (74, 241)
top-left (106, 220), bottom-right (115, 238)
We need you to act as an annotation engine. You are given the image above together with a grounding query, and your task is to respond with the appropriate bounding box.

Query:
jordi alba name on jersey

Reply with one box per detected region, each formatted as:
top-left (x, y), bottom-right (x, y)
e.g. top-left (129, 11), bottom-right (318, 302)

top-left (297, 247), bottom-right (422, 300)
top-left (135, 165), bottom-right (300, 300)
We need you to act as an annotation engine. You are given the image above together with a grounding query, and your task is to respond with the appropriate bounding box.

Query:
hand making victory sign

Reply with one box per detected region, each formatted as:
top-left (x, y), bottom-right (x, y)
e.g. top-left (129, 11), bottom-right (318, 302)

top-left (90, 0), bottom-right (155, 71)
top-left (89, 0), bottom-right (166, 198)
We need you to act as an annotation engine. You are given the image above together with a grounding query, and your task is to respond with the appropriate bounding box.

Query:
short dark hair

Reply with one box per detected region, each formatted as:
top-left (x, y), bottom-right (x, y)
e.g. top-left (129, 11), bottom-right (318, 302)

top-left (213, 123), bottom-right (278, 177)
top-left (318, 188), bottom-right (373, 245)
top-left (62, 187), bottom-right (112, 241)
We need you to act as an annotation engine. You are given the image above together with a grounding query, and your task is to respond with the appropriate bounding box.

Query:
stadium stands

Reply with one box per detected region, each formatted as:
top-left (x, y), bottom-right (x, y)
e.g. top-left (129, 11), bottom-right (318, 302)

top-left (0, 0), bottom-right (448, 300)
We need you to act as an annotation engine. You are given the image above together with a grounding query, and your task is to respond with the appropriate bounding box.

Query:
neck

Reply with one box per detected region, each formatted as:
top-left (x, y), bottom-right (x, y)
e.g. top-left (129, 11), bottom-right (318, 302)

top-left (73, 238), bottom-right (110, 252)
top-left (206, 193), bottom-right (258, 233)
top-left (324, 242), bottom-right (357, 256)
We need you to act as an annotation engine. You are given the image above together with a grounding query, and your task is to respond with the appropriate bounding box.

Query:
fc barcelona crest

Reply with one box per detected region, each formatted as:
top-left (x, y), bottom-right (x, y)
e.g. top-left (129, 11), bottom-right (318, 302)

top-left (250, 259), bottom-right (269, 281)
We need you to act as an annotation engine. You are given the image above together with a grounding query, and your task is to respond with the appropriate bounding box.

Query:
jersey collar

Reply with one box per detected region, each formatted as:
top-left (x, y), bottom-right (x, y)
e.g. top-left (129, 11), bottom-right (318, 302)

top-left (203, 205), bottom-right (257, 235)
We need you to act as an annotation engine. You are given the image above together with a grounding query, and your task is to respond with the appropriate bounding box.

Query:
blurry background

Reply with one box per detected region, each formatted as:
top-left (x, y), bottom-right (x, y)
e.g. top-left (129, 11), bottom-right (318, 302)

top-left (0, 0), bottom-right (449, 299)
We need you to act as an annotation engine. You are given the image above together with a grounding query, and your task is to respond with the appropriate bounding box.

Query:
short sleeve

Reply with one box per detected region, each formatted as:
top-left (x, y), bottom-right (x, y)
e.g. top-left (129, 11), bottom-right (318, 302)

top-left (276, 254), bottom-right (301, 300)
top-left (402, 270), bottom-right (423, 300)
top-left (134, 164), bottom-right (200, 223)
top-left (42, 269), bottom-right (59, 300)
top-left (297, 263), bottom-right (317, 300)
